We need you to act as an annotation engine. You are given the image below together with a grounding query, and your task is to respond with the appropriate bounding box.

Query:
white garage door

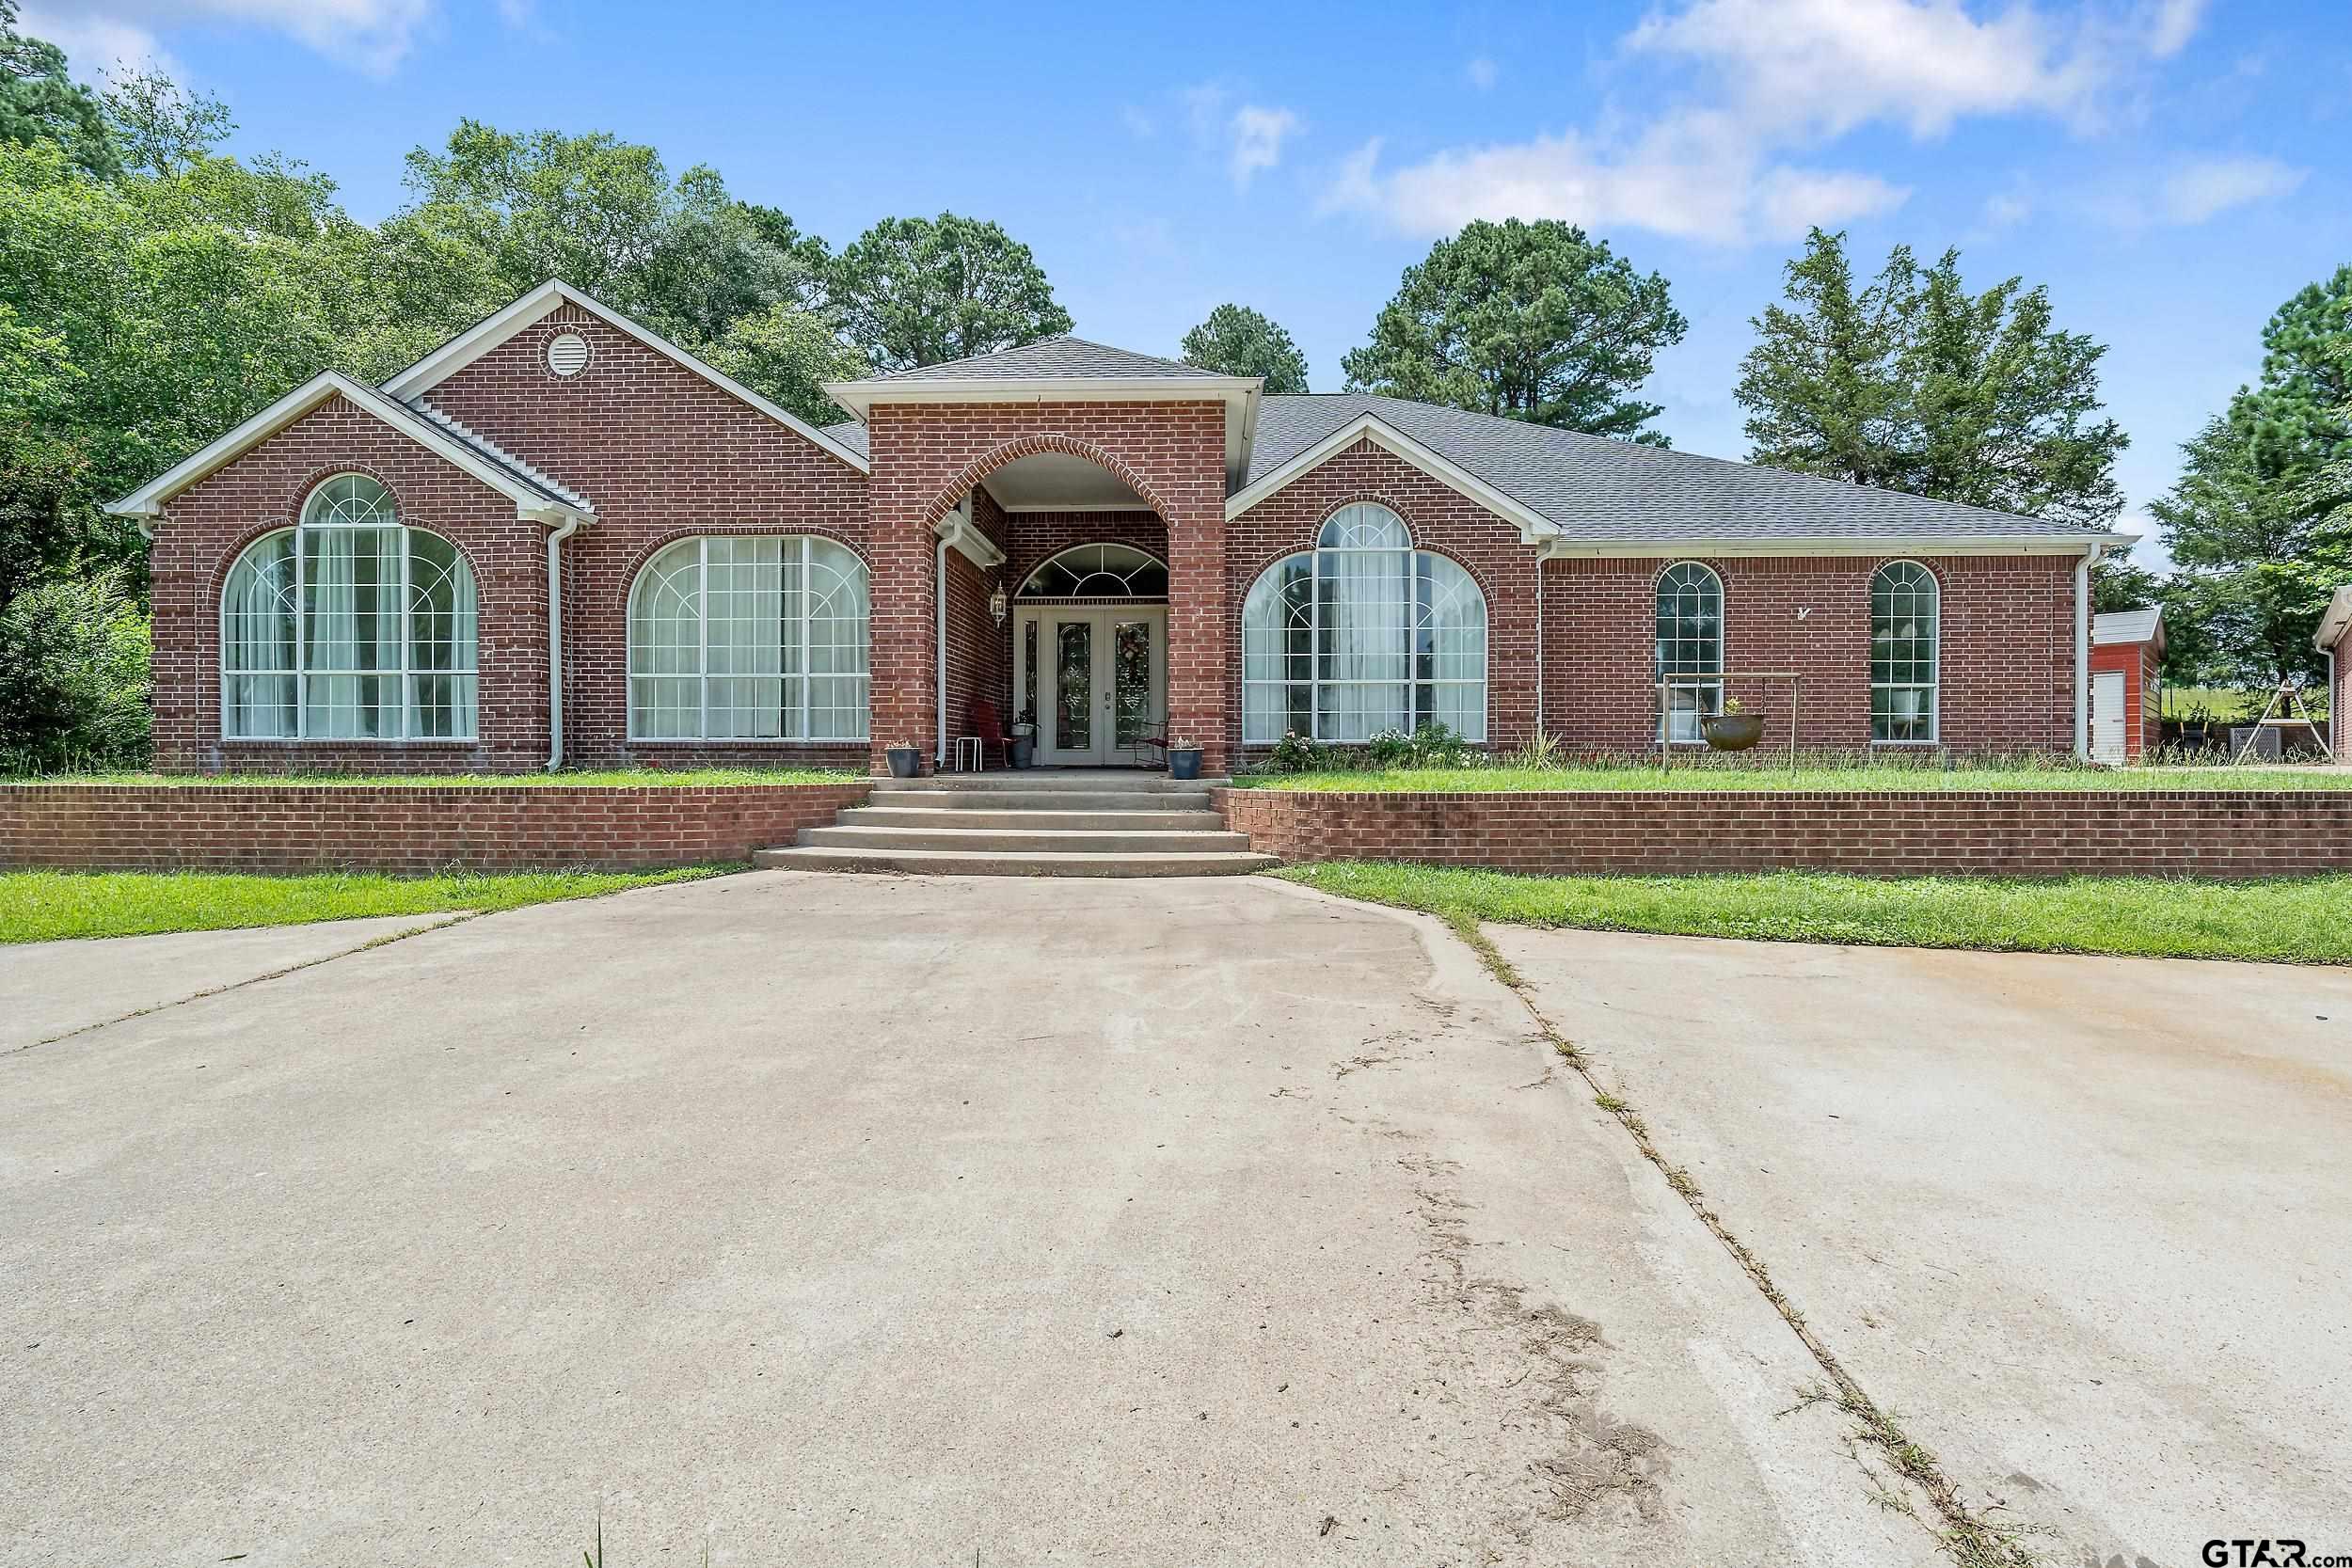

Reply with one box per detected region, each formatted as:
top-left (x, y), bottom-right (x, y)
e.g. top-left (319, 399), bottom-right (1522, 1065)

top-left (2091, 670), bottom-right (2127, 763)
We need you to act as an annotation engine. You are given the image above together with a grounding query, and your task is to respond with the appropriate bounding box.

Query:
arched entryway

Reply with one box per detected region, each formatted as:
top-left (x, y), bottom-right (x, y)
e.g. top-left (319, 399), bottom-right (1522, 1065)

top-left (1013, 543), bottom-right (1170, 766)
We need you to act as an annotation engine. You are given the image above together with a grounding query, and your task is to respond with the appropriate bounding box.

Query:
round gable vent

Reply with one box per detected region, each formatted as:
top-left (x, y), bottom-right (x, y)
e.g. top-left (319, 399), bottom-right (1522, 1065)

top-left (547, 332), bottom-right (591, 377)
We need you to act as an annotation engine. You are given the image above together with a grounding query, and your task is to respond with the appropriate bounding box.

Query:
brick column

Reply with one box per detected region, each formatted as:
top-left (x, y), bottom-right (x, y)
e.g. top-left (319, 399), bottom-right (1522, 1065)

top-left (865, 405), bottom-right (939, 775)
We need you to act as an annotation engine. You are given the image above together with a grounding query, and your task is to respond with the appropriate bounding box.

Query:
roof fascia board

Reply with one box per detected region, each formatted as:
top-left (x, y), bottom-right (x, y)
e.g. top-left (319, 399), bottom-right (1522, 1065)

top-left (1537, 536), bottom-right (2116, 560)
top-left (1225, 412), bottom-right (1561, 547)
top-left (383, 280), bottom-right (872, 475)
top-left (107, 372), bottom-right (592, 526)
top-left (2315, 587), bottom-right (2352, 652)
top-left (826, 376), bottom-right (1258, 417)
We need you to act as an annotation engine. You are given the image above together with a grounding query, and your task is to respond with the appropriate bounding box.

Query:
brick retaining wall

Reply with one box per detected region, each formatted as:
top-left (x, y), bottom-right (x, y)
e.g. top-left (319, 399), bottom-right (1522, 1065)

top-left (1216, 787), bottom-right (2352, 879)
top-left (0, 783), bottom-right (871, 875)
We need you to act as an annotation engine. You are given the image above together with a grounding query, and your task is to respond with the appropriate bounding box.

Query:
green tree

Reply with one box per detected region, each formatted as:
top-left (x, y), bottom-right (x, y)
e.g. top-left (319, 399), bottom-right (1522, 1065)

top-left (0, 0), bottom-right (117, 177)
top-left (1340, 218), bottom-right (1687, 443)
top-left (101, 65), bottom-right (233, 180)
top-left (2152, 273), bottom-right (2352, 689)
top-left (1180, 303), bottom-right (1309, 391)
top-left (1737, 229), bottom-right (2126, 529)
top-left (705, 300), bottom-right (866, 429)
top-left (828, 212), bottom-right (1073, 372)
top-left (0, 566), bottom-right (150, 773)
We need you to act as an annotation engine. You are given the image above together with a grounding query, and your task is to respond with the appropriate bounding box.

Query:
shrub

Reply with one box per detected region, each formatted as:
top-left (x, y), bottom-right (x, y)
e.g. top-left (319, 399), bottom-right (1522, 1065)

top-left (0, 569), bottom-right (151, 774)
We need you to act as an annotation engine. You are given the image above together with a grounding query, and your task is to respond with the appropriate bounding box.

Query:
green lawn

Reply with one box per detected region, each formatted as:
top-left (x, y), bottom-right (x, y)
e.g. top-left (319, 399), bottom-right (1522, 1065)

top-left (8, 768), bottom-right (859, 788)
top-left (1233, 761), bottom-right (2348, 793)
top-left (0, 865), bottom-right (736, 943)
top-left (1272, 862), bottom-right (2352, 964)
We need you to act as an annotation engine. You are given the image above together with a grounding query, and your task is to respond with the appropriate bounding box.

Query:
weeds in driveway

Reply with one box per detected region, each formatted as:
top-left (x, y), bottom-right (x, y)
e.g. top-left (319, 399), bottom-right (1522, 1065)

top-left (1272, 862), bottom-right (2352, 964)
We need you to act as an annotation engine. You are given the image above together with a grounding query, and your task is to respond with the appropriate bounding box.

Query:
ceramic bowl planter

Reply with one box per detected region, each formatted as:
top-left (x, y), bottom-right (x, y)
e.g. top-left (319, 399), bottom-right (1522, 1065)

top-left (1700, 713), bottom-right (1764, 752)
top-left (886, 744), bottom-right (921, 778)
top-left (1168, 745), bottom-right (1204, 781)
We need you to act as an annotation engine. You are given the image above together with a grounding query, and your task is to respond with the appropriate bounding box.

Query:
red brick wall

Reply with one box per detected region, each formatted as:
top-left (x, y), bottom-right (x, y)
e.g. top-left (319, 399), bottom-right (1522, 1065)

top-left (151, 395), bottom-right (548, 773)
top-left (1541, 554), bottom-right (2077, 756)
top-left (425, 303), bottom-right (871, 770)
top-left (0, 783), bottom-right (869, 874)
top-left (1228, 439), bottom-right (1540, 757)
top-left (865, 404), bottom-right (1229, 772)
top-left (1217, 787), bottom-right (2352, 879)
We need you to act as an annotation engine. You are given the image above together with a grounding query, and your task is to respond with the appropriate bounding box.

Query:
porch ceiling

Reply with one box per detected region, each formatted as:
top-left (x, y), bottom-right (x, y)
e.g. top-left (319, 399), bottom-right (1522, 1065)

top-left (980, 451), bottom-right (1154, 512)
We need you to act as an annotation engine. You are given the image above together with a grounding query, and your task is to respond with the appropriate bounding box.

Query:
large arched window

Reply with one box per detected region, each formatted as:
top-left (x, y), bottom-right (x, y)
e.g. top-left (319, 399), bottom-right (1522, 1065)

top-left (220, 475), bottom-right (477, 740)
top-left (1655, 562), bottom-right (1723, 744)
top-left (1241, 502), bottom-right (1487, 743)
top-left (1871, 561), bottom-right (1939, 742)
top-left (628, 535), bottom-right (870, 740)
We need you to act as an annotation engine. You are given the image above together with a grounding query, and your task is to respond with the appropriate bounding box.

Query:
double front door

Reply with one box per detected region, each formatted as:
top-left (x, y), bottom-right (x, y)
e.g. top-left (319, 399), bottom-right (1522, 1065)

top-left (1018, 607), bottom-right (1168, 767)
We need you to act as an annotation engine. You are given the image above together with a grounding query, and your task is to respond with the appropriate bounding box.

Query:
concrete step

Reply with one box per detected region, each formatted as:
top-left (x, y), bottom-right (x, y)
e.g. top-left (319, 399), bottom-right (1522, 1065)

top-left (755, 846), bottom-right (1278, 878)
top-left (836, 806), bottom-right (1232, 832)
top-left (873, 772), bottom-right (1223, 794)
top-left (863, 788), bottom-right (1216, 813)
top-left (800, 825), bottom-right (1256, 853)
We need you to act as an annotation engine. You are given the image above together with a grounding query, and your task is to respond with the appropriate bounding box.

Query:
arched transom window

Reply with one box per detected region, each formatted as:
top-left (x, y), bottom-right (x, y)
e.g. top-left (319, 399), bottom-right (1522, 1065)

top-left (628, 535), bottom-right (870, 740)
top-left (220, 475), bottom-right (477, 740)
top-left (1241, 502), bottom-right (1487, 743)
top-left (1871, 561), bottom-right (1939, 742)
top-left (1655, 562), bottom-right (1723, 743)
top-left (1017, 543), bottom-right (1168, 599)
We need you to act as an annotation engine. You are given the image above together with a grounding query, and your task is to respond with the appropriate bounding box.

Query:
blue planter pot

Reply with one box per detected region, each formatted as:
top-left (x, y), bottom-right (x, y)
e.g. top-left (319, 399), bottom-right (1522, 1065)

top-left (1168, 747), bottom-right (1203, 781)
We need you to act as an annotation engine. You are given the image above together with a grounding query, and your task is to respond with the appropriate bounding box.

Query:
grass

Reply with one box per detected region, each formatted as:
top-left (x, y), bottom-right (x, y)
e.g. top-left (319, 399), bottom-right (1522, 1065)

top-left (1272, 861), bottom-right (2352, 964)
top-left (1232, 759), bottom-right (2349, 793)
top-left (0, 864), bottom-right (737, 943)
top-left (6, 768), bottom-right (859, 788)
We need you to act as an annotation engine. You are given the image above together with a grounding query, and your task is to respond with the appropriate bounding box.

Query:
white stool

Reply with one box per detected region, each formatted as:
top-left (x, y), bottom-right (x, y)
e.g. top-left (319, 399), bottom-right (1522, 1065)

top-left (951, 736), bottom-right (984, 772)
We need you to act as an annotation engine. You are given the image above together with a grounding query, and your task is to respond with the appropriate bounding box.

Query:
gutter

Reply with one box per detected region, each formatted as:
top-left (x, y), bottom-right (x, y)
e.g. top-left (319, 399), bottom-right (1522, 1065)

top-left (935, 530), bottom-right (951, 768)
top-left (545, 515), bottom-right (582, 770)
top-left (2074, 544), bottom-right (2103, 761)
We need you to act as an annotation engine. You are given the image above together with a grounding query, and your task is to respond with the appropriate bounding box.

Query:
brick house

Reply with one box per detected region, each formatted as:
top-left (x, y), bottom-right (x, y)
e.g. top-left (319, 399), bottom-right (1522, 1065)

top-left (110, 279), bottom-right (2119, 778)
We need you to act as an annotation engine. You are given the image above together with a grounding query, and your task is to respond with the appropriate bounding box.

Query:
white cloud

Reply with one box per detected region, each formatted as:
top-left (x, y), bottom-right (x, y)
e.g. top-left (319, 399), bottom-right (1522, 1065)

top-left (1120, 104), bottom-right (1156, 139)
top-left (1227, 104), bottom-right (1300, 188)
top-left (2158, 154), bottom-right (2306, 224)
top-left (23, 0), bottom-right (437, 76)
top-left (16, 7), bottom-right (178, 79)
top-left (2144, 0), bottom-right (2207, 57)
top-left (1465, 55), bottom-right (1497, 90)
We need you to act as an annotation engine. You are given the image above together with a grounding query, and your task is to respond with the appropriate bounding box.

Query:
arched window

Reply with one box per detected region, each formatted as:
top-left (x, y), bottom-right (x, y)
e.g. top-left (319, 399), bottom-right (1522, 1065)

top-left (1017, 543), bottom-right (1168, 599)
top-left (1241, 502), bottom-right (1487, 743)
top-left (628, 535), bottom-right (870, 740)
top-left (220, 475), bottom-right (476, 740)
top-left (1655, 562), bottom-right (1723, 744)
top-left (1871, 561), bottom-right (1939, 742)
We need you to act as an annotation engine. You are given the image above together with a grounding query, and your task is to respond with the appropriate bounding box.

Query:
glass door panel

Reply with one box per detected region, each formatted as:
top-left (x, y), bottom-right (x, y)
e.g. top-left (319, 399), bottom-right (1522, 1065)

top-left (1112, 619), bottom-right (1152, 757)
top-left (1055, 618), bottom-right (1093, 756)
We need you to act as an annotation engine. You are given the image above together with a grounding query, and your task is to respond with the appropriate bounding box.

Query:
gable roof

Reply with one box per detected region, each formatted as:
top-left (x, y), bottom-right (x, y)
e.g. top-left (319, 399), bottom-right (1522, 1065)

top-left (1241, 394), bottom-right (2118, 554)
top-left (379, 279), bottom-right (871, 474)
top-left (855, 336), bottom-right (1230, 385)
top-left (106, 371), bottom-right (595, 525)
top-left (2093, 607), bottom-right (2164, 646)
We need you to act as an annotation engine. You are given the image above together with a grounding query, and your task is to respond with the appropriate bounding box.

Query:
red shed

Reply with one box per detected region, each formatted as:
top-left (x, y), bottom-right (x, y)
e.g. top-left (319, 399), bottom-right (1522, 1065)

top-left (2090, 607), bottom-right (2164, 763)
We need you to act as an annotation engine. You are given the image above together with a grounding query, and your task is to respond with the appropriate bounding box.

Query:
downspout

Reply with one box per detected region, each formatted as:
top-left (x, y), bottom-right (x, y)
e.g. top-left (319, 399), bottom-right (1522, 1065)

top-left (546, 515), bottom-right (581, 771)
top-left (1534, 552), bottom-right (1547, 743)
top-left (935, 530), bottom-right (952, 768)
top-left (2073, 546), bottom-right (2096, 761)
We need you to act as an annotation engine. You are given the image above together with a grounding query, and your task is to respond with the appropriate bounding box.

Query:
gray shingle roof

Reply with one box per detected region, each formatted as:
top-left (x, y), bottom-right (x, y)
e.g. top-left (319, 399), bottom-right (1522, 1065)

top-left (1246, 394), bottom-right (2110, 545)
top-left (821, 420), bottom-right (869, 458)
top-left (394, 394), bottom-right (596, 512)
top-left (854, 336), bottom-right (1231, 385)
top-left (2093, 607), bottom-right (2163, 645)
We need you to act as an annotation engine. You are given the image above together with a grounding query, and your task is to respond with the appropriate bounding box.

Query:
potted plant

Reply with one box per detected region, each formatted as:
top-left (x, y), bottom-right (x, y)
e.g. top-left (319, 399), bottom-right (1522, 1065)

top-left (1167, 738), bottom-right (1205, 781)
top-left (1700, 697), bottom-right (1764, 752)
top-left (1009, 709), bottom-right (1035, 768)
top-left (885, 739), bottom-right (923, 778)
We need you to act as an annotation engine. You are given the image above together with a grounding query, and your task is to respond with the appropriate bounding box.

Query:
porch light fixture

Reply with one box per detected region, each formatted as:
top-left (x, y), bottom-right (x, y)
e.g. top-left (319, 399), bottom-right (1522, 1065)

top-left (988, 581), bottom-right (1009, 626)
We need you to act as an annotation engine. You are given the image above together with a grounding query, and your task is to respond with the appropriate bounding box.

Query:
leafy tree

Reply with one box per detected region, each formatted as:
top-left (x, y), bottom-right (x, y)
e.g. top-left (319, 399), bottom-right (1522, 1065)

top-left (0, 0), bottom-right (116, 177)
top-left (705, 300), bottom-right (866, 429)
top-left (1737, 229), bottom-right (2126, 528)
top-left (829, 212), bottom-right (1073, 372)
top-left (1181, 303), bottom-right (1309, 391)
top-left (0, 567), bottom-right (150, 773)
top-left (102, 66), bottom-right (233, 180)
top-left (1341, 218), bottom-right (1686, 443)
top-left (2152, 273), bottom-right (2352, 689)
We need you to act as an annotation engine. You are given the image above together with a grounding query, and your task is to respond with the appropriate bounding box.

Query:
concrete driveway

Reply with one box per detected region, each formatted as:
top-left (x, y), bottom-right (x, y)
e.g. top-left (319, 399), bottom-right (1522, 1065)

top-left (1, 873), bottom-right (1924, 1568)
top-left (1495, 926), bottom-right (2352, 1567)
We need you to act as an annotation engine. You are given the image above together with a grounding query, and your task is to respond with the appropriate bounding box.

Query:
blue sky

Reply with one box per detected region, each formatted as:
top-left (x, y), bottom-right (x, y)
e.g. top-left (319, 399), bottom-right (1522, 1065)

top-left (25, 0), bottom-right (2352, 564)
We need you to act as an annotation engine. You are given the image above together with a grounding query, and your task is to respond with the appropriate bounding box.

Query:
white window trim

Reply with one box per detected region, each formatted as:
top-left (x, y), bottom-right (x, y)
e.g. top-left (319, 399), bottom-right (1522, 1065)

top-left (219, 484), bottom-right (477, 744)
top-left (1654, 561), bottom-right (1724, 746)
top-left (625, 534), bottom-right (872, 744)
top-left (1870, 559), bottom-right (1941, 746)
top-left (1240, 505), bottom-right (1488, 744)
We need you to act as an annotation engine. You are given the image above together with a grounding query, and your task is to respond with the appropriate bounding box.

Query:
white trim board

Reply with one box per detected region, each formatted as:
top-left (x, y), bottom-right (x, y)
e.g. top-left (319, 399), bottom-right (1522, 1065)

top-left (381, 279), bottom-right (872, 475)
top-left (1538, 536), bottom-right (2115, 560)
top-left (106, 371), bottom-right (595, 527)
top-left (1224, 412), bottom-right (1563, 549)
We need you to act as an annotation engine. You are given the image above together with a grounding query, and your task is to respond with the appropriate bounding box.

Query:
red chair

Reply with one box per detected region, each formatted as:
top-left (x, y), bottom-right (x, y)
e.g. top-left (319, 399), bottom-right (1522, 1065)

top-left (969, 698), bottom-right (1015, 770)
